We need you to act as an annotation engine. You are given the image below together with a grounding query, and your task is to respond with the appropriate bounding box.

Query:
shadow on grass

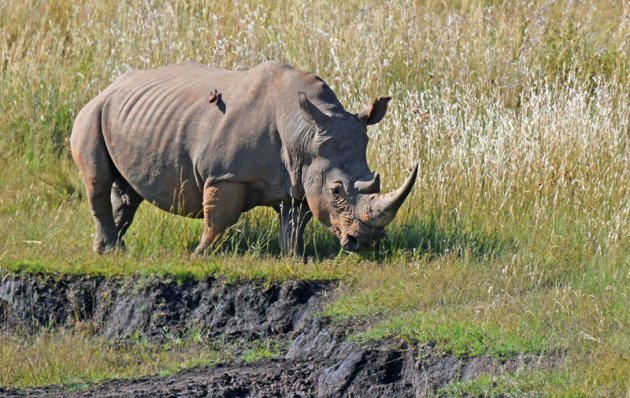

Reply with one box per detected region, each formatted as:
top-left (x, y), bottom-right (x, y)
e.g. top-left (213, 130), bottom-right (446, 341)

top-left (312, 221), bottom-right (509, 262)
top-left (374, 220), bottom-right (512, 261)
top-left (198, 216), bottom-right (512, 263)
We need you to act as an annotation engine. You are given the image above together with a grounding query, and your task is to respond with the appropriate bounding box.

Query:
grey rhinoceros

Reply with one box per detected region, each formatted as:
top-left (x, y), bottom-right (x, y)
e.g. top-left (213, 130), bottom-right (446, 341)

top-left (70, 61), bottom-right (417, 256)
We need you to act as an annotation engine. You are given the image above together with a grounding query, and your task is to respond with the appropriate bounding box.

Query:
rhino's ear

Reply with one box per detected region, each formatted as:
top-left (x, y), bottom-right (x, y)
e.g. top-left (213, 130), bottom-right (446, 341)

top-left (358, 96), bottom-right (392, 126)
top-left (298, 92), bottom-right (330, 127)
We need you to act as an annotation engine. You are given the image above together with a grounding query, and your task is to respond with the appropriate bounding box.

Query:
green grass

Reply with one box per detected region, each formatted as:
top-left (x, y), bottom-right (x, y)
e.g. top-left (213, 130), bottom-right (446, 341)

top-left (1, 0), bottom-right (628, 395)
top-left (353, 316), bottom-right (550, 359)
top-left (0, 328), bottom-right (285, 390)
top-left (241, 340), bottom-right (284, 364)
top-left (0, 329), bottom-right (229, 389)
top-left (0, 326), bottom-right (283, 390)
top-left (437, 351), bottom-right (630, 398)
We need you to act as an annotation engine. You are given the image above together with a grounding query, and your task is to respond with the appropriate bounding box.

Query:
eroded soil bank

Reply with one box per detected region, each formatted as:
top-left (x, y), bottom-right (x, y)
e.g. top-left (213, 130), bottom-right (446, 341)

top-left (0, 273), bottom-right (328, 341)
top-left (0, 273), bottom-right (553, 397)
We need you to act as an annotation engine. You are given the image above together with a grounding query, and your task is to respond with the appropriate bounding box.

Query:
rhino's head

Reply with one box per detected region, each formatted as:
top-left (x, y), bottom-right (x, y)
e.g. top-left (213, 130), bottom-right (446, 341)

top-left (294, 92), bottom-right (417, 252)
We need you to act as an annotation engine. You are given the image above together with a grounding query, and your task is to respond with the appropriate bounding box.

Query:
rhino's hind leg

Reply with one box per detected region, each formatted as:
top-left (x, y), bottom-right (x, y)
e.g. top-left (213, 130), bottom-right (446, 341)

top-left (88, 185), bottom-right (119, 254)
top-left (111, 178), bottom-right (143, 247)
top-left (72, 148), bottom-right (118, 254)
top-left (193, 181), bottom-right (247, 256)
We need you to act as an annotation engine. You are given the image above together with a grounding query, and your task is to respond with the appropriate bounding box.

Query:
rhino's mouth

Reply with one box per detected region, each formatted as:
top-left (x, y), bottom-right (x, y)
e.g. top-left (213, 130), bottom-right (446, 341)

top-left (340, 234), bottom-right (360, 252)
top-left (335, 224), bottom-right (385, 252)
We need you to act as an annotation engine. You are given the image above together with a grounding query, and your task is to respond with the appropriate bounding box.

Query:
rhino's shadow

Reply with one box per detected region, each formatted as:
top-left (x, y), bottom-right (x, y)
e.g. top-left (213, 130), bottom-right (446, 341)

top-left (188, 220), bottom-right (510, 262)
top-left (369, 222), bottom-right (510, 261)
top-left (304, 222), bottom-right (509, 261)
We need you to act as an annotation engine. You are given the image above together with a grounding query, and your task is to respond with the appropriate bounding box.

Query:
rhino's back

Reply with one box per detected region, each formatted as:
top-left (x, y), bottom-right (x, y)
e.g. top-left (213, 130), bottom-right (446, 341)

top-left (96, 61), bottom-right (284, 215)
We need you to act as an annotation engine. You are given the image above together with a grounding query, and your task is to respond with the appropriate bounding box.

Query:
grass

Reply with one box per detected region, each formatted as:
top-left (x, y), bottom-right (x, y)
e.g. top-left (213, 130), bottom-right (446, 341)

top-left (0, 328), bottom-right (286, 389)
top-left (0, 329), bottom-right (225, 389)
top-left (0, 0), bottom-right (628, 396)
top-left (241, 340), bottom-right (284, 364)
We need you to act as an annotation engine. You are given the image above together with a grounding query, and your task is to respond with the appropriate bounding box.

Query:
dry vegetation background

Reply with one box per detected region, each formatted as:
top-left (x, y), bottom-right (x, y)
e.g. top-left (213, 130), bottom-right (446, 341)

top-left (0, 0), bottom-right (628, 395)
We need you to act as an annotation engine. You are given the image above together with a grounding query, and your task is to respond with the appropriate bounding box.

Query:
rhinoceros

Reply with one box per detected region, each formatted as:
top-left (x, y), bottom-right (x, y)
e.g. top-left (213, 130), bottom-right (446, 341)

top-left (70, 61), bottom-right (417, 256)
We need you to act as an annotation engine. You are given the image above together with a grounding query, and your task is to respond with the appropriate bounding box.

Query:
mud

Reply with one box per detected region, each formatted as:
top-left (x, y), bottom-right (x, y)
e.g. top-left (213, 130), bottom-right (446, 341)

top-left (0, 273), bottom-right (328, 341)
top-left (0, 272), bottom-right (555, 397)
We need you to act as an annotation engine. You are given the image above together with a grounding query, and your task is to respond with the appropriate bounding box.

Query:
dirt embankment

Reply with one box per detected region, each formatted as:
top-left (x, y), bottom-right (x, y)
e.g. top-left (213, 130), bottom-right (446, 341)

top-left (0, 273), bottom-right (326, 341)
top-left (0, 273), bottom-right (552, 397)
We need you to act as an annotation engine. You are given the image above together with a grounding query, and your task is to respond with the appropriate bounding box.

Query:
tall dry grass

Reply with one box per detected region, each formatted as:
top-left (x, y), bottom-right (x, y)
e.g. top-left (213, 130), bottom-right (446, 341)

top-left (0, 0), bottom-right (628, 395)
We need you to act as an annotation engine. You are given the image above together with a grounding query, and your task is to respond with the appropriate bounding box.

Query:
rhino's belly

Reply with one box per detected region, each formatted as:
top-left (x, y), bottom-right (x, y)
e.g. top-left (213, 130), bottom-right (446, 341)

top-left (135, 175), bottom-right (204, 218)
top-left (109, 148), bottom-right (205, 218)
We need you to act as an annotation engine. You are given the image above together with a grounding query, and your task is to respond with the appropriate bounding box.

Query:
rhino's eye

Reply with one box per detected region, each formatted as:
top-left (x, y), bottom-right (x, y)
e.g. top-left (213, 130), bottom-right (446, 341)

top-left (330, 182), bottom-right (343, 196)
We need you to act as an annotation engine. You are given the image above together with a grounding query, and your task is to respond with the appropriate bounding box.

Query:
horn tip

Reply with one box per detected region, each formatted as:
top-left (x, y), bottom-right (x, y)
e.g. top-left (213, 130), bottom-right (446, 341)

top-left (410, 164), bottom-right (419, 180)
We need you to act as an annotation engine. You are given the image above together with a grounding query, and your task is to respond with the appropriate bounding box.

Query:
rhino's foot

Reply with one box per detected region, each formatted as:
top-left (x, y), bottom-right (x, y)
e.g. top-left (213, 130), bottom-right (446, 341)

top-left (93, 235), bottom-right (125, 255)
top-left (191, 242), bottom-right (214, 258)
top-left (191, 246), bottom-right (205, 258)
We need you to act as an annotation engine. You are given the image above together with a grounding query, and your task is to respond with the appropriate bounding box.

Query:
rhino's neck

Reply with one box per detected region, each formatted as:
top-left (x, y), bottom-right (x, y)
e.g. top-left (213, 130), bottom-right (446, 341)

top-left (278, 119), bottom-right (313, 201)
top-left (273, 67), bottom-right (345, 202)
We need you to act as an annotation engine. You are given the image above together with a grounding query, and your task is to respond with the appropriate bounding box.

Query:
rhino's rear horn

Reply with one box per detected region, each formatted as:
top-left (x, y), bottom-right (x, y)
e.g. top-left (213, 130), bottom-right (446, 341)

top-left (360, 164), bottom-right (418, 228)
top-left (354, 172), bottom-right (380, 194)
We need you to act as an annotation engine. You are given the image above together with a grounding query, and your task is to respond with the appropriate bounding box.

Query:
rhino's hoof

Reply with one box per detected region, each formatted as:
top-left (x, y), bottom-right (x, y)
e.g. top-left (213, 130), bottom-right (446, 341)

top-left (93, 239), bottom-right (124, 255)
top-left (94, 244), bottom-right (115, 255)
top-left (191, 245), bottom-right (207, 258)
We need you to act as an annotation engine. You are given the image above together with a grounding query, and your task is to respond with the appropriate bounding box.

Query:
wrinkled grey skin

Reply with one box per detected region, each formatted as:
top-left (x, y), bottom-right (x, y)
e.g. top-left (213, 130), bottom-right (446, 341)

top-left (71, 61), bottom-right (417, 257)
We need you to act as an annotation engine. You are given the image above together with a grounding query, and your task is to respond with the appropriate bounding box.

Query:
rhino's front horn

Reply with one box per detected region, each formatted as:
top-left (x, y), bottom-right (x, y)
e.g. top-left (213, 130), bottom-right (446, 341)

top-left (354, 172), bottom-right (380, 194)
top-left (359, 164), bottom-right (418, 228)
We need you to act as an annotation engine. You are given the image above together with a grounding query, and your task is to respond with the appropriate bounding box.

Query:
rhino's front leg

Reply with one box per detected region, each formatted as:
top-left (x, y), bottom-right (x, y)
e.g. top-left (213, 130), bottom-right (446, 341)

top-left (193, 181), bottom-right (247, 256)
top-left (276, 201), bottom-right (312, 257)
